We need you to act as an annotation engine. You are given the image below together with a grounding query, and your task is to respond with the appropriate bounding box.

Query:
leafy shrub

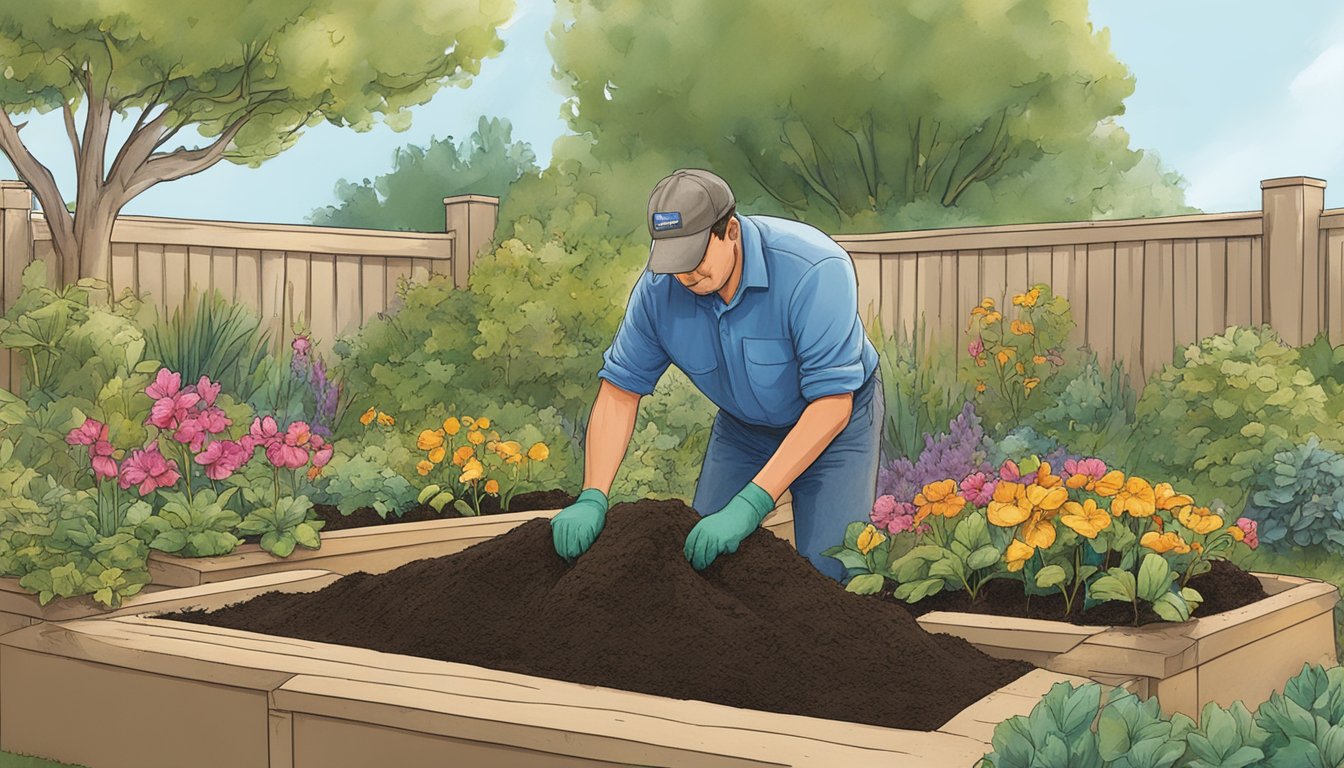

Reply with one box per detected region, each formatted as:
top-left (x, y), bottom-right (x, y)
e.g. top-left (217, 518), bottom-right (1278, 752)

top-left (866, 313), bottom-right (969, 464)
top-left (311, 433), bottom-right (419, 519)
top-left (1031, 351), bottom-right (1139, 470)
top-left (614, 368), bottom-right (714, 503)
top-left (1243, 436), bottom-right (1344, 553)
top-left (979, 663), bottom-right (1344, 768)
top-left (1131, 325), bottom-right (1344, 512)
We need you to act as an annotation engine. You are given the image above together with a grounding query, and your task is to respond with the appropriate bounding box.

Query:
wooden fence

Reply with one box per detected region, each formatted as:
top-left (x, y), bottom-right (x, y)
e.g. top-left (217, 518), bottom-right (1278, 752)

top-left (0, 175), bottom-right (1338, 396)
top-left (0, 186), bottom-right (498, 393)
top-left (834, 176), bottom-right (1341, 389)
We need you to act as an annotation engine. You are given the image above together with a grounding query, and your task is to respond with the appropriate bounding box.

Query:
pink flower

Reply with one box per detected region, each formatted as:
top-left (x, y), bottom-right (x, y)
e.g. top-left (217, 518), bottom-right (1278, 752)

top-left (266, 442), bottom-right (310, 469)
top-left (284, 421), bottom-right (312, 448)
top-left (66, 418), bottom-right (105, 446)
top-left (968, 338), bottom-right (984, 358)
top-left (312, 444), bottom-right (333, 469)
top-left (190, 376), bottom-right (221, 407)
top-left (999, 460), bottom-right (1021, 482)
top-left (118, 445), bottom-right (180, 496)
top-left (1063, 457), bottom-right (1107, 480)
top-left (1236, 517), bottom-right (1259, 550)
top-left (248, 416), bottom-right (281, 448)
top-left (292, 335), bottom-right (311, 356)
top-left (145, 369), bottom-right (182, 400)
top-left (148, 391), bottom-right (200, 430)
top-left (873, 496), bottom-right (919, 535)
top-left (90, 439), bottom-right (117, 480)
top-left (871, 494), bottom-right (899, 526)
top-left (173, 416), bottom-right (210, 453)
top-left (197, 406), bottom-right (231, 435)
top-left (196, 439), bottom-right (251, 481)
top-left (960, 472), bottom-right (996, 506)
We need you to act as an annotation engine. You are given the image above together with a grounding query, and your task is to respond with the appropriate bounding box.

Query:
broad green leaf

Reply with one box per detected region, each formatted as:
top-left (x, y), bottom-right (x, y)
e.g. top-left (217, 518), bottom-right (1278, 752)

top-left (417, 484), bottom-right (442, 505)
top-left (428, 491), bottom-right (453, 512)
top-left (293, 523), bottom-right (320, 549)
top-left (828, 548), bottom-right (870, 572)
top-left (845, 573), bottom-right (886, 595)
top-left (1138, 554), bottom-right (1173, 603)
top-left (893, 578), bottom-right (944, 603)
top-left (1089, 570), bottom-right (1137, 603)
top-left (1036, 564), bottom-right (1068, 590)
top-left (967, 544), bottom-right (1001, 571)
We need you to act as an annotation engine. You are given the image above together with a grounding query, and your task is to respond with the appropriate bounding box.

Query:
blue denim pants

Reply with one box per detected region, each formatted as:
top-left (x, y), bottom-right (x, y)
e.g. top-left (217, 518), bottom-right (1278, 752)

top-left (691, 369), bottom-right (884, 582)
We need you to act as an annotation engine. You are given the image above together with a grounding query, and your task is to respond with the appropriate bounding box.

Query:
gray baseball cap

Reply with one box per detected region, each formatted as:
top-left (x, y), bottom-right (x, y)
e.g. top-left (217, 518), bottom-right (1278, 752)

top-left (646, 169), bottom-right (735, 274)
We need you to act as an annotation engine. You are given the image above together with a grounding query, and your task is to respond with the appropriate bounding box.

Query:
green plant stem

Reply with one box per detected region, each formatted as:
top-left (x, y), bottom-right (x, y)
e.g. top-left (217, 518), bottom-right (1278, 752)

top-left (26, 347), bottom-right (41, 390)
top-left (178, 444), bottom-right (194, 502)
top-left (273, 467), bottom-right (281, 508)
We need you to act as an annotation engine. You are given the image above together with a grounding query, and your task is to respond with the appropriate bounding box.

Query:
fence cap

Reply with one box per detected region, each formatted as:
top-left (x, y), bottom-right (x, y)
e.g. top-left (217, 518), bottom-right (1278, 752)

top-left (442, 194), bottom-right (500, 205)
top-left (1261, 176), bottom-right (1327, 190)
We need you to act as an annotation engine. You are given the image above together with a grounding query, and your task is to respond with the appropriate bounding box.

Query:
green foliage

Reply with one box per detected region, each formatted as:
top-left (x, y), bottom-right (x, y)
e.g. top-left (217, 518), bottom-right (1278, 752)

top-left (822, 520), bottom-right (910, 594)
top-left (550, 0), bottom-right (1195, 233)
top-left (1131, 326), bottom-right (1344, 512)
top-left (136, 487), bottom-right (242, 557)
top-left (235, 495), bottom-right (323, 558)
top-left (866, 312), bottom-right (970, 464)
top-left (313, 440), bottom-right (419, 519)
top-left (1244, 436), bottom-right (1344, 553)
top-left (143, 286), bottom-right (272, 404)
top-left (1032, 351), bottom-right (1140, 470)
top-left (309, 116), bottom-right (538, 231)
top-left (888, 511), bottom-right (1006, 602)
top-left (982, 425), bottom-right (1068, 470)
top-left (612, 368), bottom-right (712, 502)
top-left (981, 664), bottom-right (1344, 768)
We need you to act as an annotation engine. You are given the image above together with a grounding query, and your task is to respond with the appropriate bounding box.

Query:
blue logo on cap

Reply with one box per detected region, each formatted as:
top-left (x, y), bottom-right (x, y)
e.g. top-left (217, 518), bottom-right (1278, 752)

top-left (652, 211), bottom-right (683, 231)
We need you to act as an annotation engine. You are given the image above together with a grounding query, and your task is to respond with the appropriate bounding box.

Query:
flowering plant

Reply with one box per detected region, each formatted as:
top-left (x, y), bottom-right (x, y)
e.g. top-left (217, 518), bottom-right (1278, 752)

top-left (396, 410), bottom-right (551, 516)
top-left (960, 284), bottom-right (1073, 426)
top-left (862, 454), bottom-right (1258, 623)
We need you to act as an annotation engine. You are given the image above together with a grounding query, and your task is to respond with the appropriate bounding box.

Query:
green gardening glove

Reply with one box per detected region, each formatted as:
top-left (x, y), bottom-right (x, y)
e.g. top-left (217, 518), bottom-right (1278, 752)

top-left (551, 488), bottom-right (609, 560)
top-left (684, 482), bottom-right (775, 571)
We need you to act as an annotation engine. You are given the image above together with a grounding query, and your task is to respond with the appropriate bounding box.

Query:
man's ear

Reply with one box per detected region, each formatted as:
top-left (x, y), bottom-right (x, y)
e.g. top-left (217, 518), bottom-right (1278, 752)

top-left (728, 215), bottom-right (740, 241)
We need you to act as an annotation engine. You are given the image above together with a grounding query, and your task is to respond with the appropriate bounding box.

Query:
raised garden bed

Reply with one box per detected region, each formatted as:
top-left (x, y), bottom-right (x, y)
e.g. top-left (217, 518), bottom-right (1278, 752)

top-left (907, 570), bottom-right (1339, 719)
top-left (147, 492), bottom-right (797, 588)
top-left (0, 519), bottom-right (1090, 768)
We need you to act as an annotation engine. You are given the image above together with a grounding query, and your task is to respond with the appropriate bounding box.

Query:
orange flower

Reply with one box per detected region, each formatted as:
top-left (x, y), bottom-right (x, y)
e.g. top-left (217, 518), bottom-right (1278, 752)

top-left (376, 412), bottom-right (395, 427)
top-left (360, 407), bottom-right (377, 426)
top-left (1020, 512), bottom-right (1057, 549)
top-left (1060, 499), bottom-right (1111, 539)
top-left (428, 445), bottom-right (447, 464)
top-left (1032, 355), bottom-right (1047, 365)
top-left (417, 429), bottom-right (445, 451)
top-left (306, 466), bottom-right (321, 481)
top-left (443, 417), bottom-right (461, 436)
top-left (1033, 461), bottom-right (1063, 489)
top-left (1024, 377), bottom-right (1040, 392)
top-left (1177, 506), bottom-right (1224, 535)
top-left (988, 481), bottom-right (1031, 527)
top-left (1140, 530), bottom-right (1191, 555)
top-left (416, 460), bottom-right (433, 476)
top-left (914, 480), bottom-right (966, 525)
top-left (451, 446), bottom-right (474, 466)
top-left (1227, 525), bottom-right (1245, 542)
top-left (467, 430), bottom-right (485, 446)
top-left (527, 442), bottom-right (550, 462)
top-left (1011, 320), bottom-right (1035, 335)
top-left (1154, 483), bottom-right (1194, 512)
top-left (976, 381), bottom-right (987, 393)
top-left (485, 479), bottom-right (500, 494)
top-left (1111, 477), bottom-right (1156, 518)
top-left (476, 417), bottom-right (491, 429)
top-left (459, 458), bottom-right (484, 484)
top-left (1005, 539), bottom-right (1035, 572)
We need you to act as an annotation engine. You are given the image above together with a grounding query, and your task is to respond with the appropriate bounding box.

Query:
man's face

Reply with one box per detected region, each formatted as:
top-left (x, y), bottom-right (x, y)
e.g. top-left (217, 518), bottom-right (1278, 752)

top-left (673, 216), bottom-right (739, 295)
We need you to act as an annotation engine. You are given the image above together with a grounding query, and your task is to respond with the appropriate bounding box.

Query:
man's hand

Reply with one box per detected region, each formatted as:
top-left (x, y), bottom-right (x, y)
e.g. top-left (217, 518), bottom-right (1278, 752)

top-left (684, 482), bottom-right (775, 571)
top-left (551, 488), bottom-right (609, 560)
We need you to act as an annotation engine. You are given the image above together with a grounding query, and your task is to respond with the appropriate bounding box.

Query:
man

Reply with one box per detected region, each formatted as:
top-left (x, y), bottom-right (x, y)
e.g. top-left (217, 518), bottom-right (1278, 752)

top-left (550, 168), bottom-right (883, 581)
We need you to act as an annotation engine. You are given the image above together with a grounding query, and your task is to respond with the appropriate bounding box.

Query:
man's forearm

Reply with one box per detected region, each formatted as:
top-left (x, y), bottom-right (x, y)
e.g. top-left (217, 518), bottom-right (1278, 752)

top-left (583, 379), bottom-right (643, 496)
top-left (751, 393), bottom-right (853, 500)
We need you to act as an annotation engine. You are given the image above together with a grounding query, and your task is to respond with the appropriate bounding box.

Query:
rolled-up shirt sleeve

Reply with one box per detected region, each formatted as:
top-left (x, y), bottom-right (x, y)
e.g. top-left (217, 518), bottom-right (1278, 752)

top-left (788, 257), bottom-right (868, 401)
top-left (598, 273), bottom-right (670, 396)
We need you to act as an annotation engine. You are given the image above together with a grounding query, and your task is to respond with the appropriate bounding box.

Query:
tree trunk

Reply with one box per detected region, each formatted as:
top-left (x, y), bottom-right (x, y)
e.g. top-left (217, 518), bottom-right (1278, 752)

top-left (72, 197), bottom-right (118, 287)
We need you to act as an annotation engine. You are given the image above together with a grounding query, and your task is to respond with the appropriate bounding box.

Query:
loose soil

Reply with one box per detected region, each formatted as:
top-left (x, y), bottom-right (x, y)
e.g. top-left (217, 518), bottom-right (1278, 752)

top-left (312, 489), bottom-right (576, 533)
top-left (164, 499), bottom-right (1032, 731)
top-left (892, 559), bottom-right (1270, 626)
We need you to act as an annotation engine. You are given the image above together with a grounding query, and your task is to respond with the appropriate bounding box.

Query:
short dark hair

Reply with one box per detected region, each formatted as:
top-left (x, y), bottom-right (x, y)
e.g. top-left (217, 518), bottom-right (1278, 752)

top-left (709, 206), bottom-right (737, 239)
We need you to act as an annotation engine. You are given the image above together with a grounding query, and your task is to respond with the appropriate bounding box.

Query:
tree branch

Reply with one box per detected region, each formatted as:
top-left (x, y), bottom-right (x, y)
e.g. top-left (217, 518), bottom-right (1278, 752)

top-left (944, 110), bottom-right (1011, 206)
top-left (0, 111), bottom-right (76, 257)
top-left (61, 101), bottom-right (81, 163)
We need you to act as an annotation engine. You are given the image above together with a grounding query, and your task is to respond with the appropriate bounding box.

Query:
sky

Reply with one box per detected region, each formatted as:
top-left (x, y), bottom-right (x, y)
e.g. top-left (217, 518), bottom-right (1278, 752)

top-left (3, 1), bottom-right (1344, 224)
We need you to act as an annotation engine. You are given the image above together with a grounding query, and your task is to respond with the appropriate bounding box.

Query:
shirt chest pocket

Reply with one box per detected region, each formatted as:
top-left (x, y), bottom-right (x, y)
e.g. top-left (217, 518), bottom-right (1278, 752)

top-left (743, 337), bottom-right (800, 411)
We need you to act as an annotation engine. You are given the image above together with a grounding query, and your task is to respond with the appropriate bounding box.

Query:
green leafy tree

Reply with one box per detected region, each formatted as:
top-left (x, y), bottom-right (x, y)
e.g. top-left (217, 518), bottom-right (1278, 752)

top-left (547, 0), bottom-right (1197, 233)
top-left (0, 0), bottom-right (514, 281)
top-left (308, 116), bottom-right (538, 231)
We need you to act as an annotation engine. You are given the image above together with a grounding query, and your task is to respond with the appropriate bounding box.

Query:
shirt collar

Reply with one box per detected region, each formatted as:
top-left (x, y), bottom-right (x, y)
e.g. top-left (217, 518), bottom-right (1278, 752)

top-left (701, 214), bottom-right (768, 312)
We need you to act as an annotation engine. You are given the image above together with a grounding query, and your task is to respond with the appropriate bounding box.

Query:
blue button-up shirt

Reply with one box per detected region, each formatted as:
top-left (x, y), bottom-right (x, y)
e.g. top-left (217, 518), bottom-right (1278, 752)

top-left (597, 214), bottom-right (879, 428)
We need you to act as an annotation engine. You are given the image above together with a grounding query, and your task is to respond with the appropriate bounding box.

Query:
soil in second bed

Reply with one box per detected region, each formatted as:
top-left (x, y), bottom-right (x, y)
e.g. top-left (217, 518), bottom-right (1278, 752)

top-left (311, 489), bottom-right (577, 533)
top-left (892, 559), bottom-right (1270, 626)
top-left (163, 500), bottom-right (1033, 732)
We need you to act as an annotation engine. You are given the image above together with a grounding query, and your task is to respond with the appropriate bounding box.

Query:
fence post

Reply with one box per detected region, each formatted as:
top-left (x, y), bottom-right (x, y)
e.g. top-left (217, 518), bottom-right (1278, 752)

top-left (443, 194), bottom-right (499, 289)
top-left (1260, 176), bottom-right (1326, 347)
top-left (0, 180), bottom-right (33, 395)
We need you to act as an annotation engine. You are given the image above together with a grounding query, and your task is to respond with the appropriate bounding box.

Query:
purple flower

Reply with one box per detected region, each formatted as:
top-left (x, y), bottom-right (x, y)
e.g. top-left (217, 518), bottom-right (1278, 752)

top-left (292, 335), bottom-right (311, 357)
top-left (877, 400), bottom-right (993, 504)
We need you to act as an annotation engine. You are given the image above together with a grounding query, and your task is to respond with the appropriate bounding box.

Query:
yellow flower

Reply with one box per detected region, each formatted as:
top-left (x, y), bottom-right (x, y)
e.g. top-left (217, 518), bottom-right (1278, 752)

top-left (496, 440), bottom-right (522, 458)
top-left (467, 430), bottom-right (485, 445)
top-left (1011, 320), bottom-right (1035, 335)
top-left (857, 524), bottom-right (886, 555)
top-left (443, 417), bottom-right (461, 436)
top-left (1177, 506), bottom-right (1224, 535)
top-left (476, 417), bottom-right (491, 429)
top-left (1012, 288), bottom-right (1040, 308)
top-left (461, 416), bottom-right (476, 430)
top-left (988, 481), bottom-right (1032, 527)
top-left (459, 458), bottom-right (484, 484)
top-left (1091, 470), bottom-right (1126, 497)
top-left (1005, 539), bottom-right (1035, 572)
top-left (1024, 483), bottom-right (1069, 514)
top-left (976, 381), bottom-right (987, 393)
top-left (1024, 377), bottom-right (1040, 392)
top-left (484, 478), bottom-right (500, 494)
top-left (1154, 483), bottom-right (1195, 512)
top-left (1015, 362), bottom-right (1026, 375)
top-left (417, 429), bottom-right (445, 451)
top-left (1034, 461), bottom-right (1063, 489)
top-left (528, 442), bottom-right (550, 462)
top-left (1141, 530), bottom-right (1191, 555)
top-left (1060, 499), bottom-right (1112, 539)
top-left (360, 407), bottom-right (377, 426)
top-left (428, 445), bottom-right (447, 464)
top-left (984, 311), bottom-right (1002, 324)
top-left (913, 480), bottom-right (966, 525)
top-left (996, 349), bottom-right (1013, 367)
top-left (1032, 355), bottom-right (1047, 365)
top-left (415, 460), bottom-right (433, 476)
top-left (1020, 512), bottom-right (1057, 549)
top-left (376, 412), bottom-right (395, 427)
top-left (1227, 525), bottom-right (1246, 542)
top-left (1111, 477), bottom-right (1157, 518)
top-left (452, 445), bottom-right (474, 466)
top-left (506, 453), bottom-right (524, 465)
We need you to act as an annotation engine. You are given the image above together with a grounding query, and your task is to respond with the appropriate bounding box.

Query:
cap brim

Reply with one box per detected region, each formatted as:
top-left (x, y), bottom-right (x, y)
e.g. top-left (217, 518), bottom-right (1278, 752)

top-left (647, 228), bottom-right (712, 274)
